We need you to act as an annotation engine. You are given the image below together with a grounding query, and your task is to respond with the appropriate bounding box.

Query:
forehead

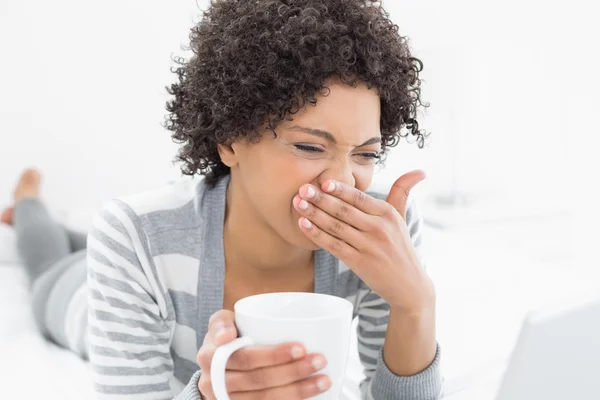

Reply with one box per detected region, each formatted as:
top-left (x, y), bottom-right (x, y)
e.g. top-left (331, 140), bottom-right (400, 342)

top-left (282, 80), bottom-right (381, 142)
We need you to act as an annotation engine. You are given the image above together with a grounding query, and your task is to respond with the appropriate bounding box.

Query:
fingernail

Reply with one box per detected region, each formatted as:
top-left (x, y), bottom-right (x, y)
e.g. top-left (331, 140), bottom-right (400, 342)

top-left (214, 323), bottom-right (229, 340)
top-left (325, 181), bottom-right (336, 193)
top-left (317, 377), bottom-right (330, 391)
top-left (301, 218), bottom-right (312, 229)
top-left (290, 345), bottom-right (305, 359)
top-left (215, 328), bottom-right (228, 340)
top-left (312, 356), bottom-right (326, 370)
top-left (299, 199), bottom-right (309, 210)
top-left (305, 185), bottom-right (316, 198)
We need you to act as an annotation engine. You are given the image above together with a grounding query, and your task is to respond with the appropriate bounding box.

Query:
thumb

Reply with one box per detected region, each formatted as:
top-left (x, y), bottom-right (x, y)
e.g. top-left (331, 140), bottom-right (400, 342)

top-left (208, 309), bottom-right (237, 346)
top-left (386, 170), bottom-right (426, 220)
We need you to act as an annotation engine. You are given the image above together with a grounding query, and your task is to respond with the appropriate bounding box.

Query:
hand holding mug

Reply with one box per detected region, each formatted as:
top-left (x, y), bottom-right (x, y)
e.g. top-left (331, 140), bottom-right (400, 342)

top-left (206, 293), bottom-right (353, 400)
top-left (196, 309), bottom-right (332, 400)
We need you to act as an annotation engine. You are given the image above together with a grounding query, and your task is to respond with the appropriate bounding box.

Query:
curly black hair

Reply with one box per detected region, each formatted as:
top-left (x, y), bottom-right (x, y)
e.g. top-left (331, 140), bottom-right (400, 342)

top-left (164, 0), bottom-right (426, 187)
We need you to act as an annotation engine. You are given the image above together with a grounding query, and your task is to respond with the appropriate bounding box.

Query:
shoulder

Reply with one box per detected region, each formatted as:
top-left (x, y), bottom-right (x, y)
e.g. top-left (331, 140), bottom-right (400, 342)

top-left (97, 176), bottom-right (216, 236)
top-left (90, 175), bottom-right (221, 262)
top-left (117, 176), bottom-right (205, 217)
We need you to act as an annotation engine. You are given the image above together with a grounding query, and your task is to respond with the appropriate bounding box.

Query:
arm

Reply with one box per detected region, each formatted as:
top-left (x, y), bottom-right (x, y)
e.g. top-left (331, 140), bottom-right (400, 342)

top-left (356, 197), bottom-right (442, 400)
top-left (291, 173), bottom-right (445, 398)
top-left (87, 200), bottom-right (202, 399)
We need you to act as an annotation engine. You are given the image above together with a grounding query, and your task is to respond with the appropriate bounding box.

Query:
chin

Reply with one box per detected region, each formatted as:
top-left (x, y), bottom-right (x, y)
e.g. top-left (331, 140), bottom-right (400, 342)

top-left (284, 223), bottom-right (321, 251)
top-left (295, 233), bottom-right (321, 251)
top-left (284, 210), bottom-right (321, 251)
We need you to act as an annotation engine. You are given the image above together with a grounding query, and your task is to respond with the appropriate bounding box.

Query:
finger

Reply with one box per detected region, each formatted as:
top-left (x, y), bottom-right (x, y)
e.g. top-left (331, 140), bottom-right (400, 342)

top-left (197, 343), bottom-right (216, 376)
top-left (227, 342), bottom-right (306, 371)
top-left (385, 170), bottom-right (426, 220)
top-left (198, 342), bottom-right (306, 386)
top-left (198, 374), bottom-right (215, 400)
top-left (317, 181), bottom-right (387, 216)
top-left (295, 187), bottom-right (373, 231)
top-left (198, 311), bottom-right (238, 372)
top-left (298, 216), bottom-right (359, 261)
top-left (227, 353), bottom-right (327, 392)
top-left (229, 374), bottom-right (332, 400)
top-left (293, 195), bottom-right (365, 249)
top-left (208, 310), bottom-right (238, 346)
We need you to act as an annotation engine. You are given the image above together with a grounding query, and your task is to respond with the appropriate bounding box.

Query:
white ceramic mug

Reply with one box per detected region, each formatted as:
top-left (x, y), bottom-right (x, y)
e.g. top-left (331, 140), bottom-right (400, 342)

top-left (211, 292), bottom-right (354, 400)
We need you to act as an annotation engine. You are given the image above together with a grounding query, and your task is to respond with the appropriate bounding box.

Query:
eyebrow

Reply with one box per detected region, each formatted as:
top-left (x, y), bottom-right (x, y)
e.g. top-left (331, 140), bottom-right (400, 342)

top-left (289, 125), bottom-right (381, 147)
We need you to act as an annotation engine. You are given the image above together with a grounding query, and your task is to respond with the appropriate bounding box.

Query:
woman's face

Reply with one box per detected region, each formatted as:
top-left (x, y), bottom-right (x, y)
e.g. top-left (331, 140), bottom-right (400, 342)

top-left (223, 79), bottom-right (382, 250)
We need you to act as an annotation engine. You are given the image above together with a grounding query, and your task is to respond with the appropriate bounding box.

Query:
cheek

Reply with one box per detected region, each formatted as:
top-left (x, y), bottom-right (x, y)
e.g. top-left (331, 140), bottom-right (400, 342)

top-left (277, 153), bottom-right (324, 184)
top-left (251, 154), bottom-right (320, 212)
top-left (354, 165), bottom-right (375, 191)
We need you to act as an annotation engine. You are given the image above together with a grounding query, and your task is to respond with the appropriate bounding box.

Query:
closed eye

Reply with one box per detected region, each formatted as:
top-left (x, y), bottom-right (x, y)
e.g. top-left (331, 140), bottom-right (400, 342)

top-left (294, 144), bottom-right (381, 161)
top-left (356, 152), bottom-right (381, 161)
top-left (294, 144), bottom-right (325, 153)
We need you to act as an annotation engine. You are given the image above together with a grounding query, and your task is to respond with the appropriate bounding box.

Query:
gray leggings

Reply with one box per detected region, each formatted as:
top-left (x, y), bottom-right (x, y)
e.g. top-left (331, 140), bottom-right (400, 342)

top-left (14, 198), bottom-right (88, 357)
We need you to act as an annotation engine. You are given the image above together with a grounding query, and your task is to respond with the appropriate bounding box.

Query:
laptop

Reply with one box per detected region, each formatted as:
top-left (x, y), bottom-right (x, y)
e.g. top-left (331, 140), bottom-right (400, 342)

top-left (445, 291), bottom-right (600, 400)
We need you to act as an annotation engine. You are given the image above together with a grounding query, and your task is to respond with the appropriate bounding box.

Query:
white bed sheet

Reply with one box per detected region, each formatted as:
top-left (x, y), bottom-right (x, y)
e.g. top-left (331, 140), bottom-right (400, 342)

top-left (0, 226), bottom-right (95, 398)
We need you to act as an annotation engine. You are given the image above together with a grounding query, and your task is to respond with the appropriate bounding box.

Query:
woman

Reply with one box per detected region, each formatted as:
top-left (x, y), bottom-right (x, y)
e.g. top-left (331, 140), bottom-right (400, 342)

top-left (1, 0), bottom-right (442, 399)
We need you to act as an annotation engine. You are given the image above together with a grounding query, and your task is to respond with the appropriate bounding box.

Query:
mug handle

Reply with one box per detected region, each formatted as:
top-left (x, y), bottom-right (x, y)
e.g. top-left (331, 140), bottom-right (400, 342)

top-left (210, 336), bottom-right (255, 400)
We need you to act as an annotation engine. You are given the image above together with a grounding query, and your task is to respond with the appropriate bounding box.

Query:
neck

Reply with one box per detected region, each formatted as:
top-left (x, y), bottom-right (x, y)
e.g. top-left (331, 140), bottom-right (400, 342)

top-left (223, 176), bottom-right (313, 284)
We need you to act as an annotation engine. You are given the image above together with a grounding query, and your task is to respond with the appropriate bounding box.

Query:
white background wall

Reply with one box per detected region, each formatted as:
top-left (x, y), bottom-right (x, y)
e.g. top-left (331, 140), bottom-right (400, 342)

top-left (0, 0), bottom-right (584, 219)
top-left (383, 0), bottom-right (572, 214)
top-left (0, 0), bottom-right (193, 214)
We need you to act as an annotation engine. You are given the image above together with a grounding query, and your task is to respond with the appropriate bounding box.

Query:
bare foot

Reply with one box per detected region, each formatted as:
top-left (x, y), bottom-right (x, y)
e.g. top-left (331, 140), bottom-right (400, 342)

top-left (0, 169), bottom-right (42, 226)
top-left (0, 207), bottom-right (13, 225)
top-left (14, 168), bottom-right (42, 202)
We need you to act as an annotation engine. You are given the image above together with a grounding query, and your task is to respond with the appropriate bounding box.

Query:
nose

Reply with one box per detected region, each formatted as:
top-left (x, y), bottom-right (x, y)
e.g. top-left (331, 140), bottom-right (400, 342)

top-left (317, 161), bottom-right (356, 189)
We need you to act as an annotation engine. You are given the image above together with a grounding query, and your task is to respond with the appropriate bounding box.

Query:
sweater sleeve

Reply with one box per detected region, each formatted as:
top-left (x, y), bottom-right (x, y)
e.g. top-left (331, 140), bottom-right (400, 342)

top-left (356, 195), bottom-right (443, 400)
top-left (176, 371), bottom-right (203, 400)
top-left (87, 200), bottom-right (203, 399)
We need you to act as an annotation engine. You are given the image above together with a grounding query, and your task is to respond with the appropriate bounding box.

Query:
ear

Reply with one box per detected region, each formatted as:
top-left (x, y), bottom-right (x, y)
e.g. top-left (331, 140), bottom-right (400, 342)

top-left (217, 142), bottom-right (238, 167)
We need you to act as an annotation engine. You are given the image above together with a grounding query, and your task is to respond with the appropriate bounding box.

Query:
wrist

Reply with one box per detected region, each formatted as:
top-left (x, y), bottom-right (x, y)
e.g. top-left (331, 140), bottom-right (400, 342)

top-left (384, 295), bottom-right (437, 375)
top-left (389, 274), bottom-right (436, 314)
top-left (390, 303), bottom-right (436, 325)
